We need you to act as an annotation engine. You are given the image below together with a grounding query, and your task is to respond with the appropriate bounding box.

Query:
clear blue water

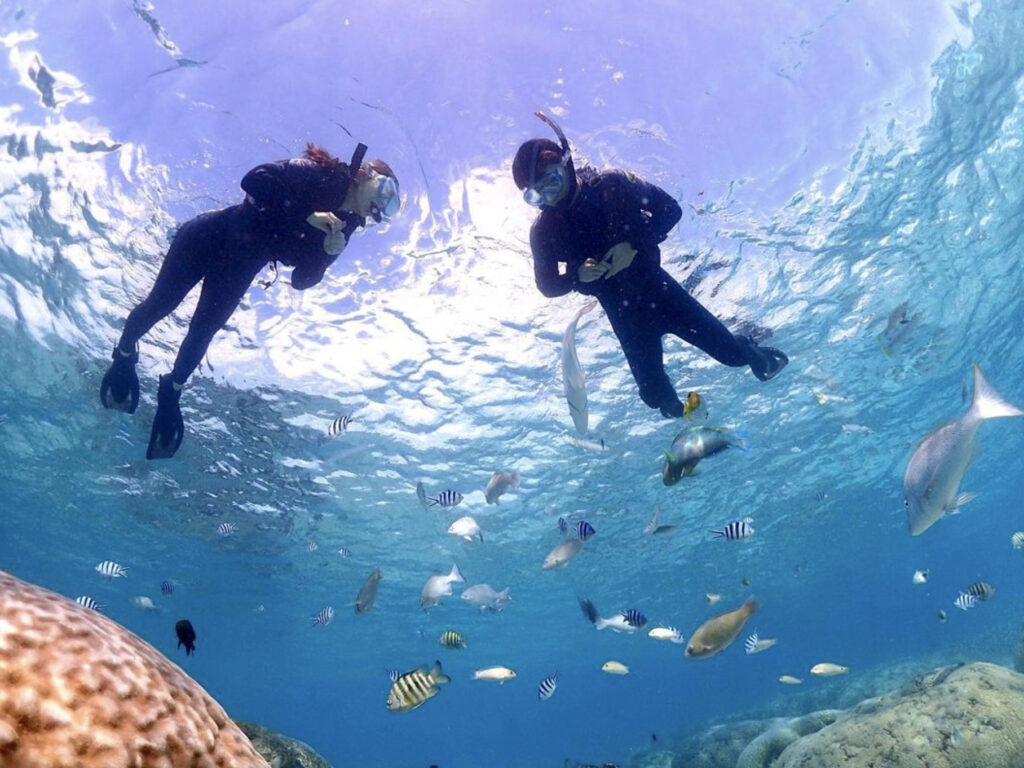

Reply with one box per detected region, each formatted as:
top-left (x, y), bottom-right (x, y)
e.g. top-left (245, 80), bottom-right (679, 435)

top-left (2, 1), bottom-right (1024, 766)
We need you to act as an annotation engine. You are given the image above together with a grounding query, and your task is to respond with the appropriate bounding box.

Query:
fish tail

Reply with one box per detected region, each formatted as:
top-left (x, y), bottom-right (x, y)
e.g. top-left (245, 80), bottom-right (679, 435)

top-left (971, 365), bottom-right (1024, 421)
top-left (430, 660), bottom-right (450, 685)
top-left (449, 563), bottom-right (464, 583)
top-left (711, 529), bottom-right (725, 538)
top-left (730, 428), bottom-right (751, 452)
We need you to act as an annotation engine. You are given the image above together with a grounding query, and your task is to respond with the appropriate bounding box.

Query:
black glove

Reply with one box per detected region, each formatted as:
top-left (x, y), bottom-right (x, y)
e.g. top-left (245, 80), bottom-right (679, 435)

top-left (99, 345), bottom-right (140, 413)
top-left (146, 374), bottom-right (184, 460)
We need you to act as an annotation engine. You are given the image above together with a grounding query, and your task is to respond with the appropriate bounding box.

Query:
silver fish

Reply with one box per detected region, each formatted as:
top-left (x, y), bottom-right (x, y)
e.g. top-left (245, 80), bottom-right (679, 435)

top-left (663, 426), bottom-right (746, 486)
top-left (460, 584), bottom-right (512, 612)
top-left (904, 365), bottom-right (1023, 535)
top-left (562, 300), bottom-right (598, 436)
top-left (355, 567), bottom-right (382, 614)
top-left (542, 538), bottom-right (584, 570)
top-left (420, 563), bottom-right (465, 608)
top-left (485, 470), bottom-right (520, 504)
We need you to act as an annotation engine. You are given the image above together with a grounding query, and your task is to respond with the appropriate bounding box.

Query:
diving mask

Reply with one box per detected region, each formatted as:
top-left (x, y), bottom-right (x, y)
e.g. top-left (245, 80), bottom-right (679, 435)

top-left (368, 172), bottom-right (400, 222)
top-left (523, 166), bottom-right (568, 207)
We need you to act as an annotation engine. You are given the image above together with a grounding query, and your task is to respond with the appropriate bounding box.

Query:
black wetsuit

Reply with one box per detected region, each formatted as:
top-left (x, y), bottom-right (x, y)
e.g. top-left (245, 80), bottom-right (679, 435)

top-left (117, 157), bottom-right (364, 384)
top-left (530, 168), bottom-right (752, 415)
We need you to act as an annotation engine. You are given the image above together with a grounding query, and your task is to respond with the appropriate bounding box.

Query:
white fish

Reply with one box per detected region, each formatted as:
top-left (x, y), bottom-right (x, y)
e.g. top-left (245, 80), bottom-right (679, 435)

top-left (904, 365), bottom-right (1023, 535)
top-left (485, 470), bottom-right (520, 504)
top-left (447, 516), bottom-right (483, 542)
top-left (95, 560), bottom-right (128, 579)
top-left (541, 538), bottom-right (584, 570)
top-left (130, 596), bottom-right (156, 611)
top-left (473, 666), bottom-right (516, 683)
top-left (420, 563), bottom-right (465, 608)
top-left (562, 300), bottom-right (598, 435)
top-left (642, 506), bottom-right (677, 535)
top-left (778, 675), bottom-right (803, 685)
top-left (810, 662), bottom-right (848, 676)
top-left (705, 594), bottom-right (722, 606)
top-left (912, 569), bottom-right (930, 584)
top-left (572, 436), bottom-right (607, 452)
top-left (601, 660), bottom-right (629, 675)
top-left (1011, 531), bottom-right (1024, 549)
top-left (648, 626), bottom-right (684, 643)
top-left (461, 584), bottom-right (512, 612)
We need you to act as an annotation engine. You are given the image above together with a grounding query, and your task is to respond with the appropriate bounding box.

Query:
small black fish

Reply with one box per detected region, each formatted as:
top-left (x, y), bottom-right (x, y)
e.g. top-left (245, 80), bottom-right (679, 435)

top-left (175, 619), bottom-right (196, 655)
top-left (160, 580), bottom-right (174, 595)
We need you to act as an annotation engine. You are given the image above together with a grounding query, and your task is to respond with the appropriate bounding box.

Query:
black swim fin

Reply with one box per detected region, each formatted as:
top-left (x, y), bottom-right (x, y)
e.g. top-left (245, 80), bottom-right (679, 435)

top-left (146, 375), bottom-right (184, 460)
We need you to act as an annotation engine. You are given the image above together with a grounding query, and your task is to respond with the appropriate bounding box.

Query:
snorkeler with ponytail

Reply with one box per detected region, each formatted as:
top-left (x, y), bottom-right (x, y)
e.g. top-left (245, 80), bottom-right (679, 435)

top-left (100, 142), bottom-right (399, 459)
top-left (513, 112), bottom-right (788, 418)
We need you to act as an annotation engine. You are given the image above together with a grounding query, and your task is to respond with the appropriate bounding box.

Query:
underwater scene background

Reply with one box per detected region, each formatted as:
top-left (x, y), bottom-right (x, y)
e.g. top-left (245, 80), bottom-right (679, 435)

top-left (2, 1), bottom-right (1024, 766)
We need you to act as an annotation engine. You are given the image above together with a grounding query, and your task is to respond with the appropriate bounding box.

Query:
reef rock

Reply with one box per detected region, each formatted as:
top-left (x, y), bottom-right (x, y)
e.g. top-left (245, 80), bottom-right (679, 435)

top-left (759, 662), bottom-right (1024, 768)
top-left (236, 721), bottom-right (332, 768)
top-left (0, 569), bottom-right (269, 768)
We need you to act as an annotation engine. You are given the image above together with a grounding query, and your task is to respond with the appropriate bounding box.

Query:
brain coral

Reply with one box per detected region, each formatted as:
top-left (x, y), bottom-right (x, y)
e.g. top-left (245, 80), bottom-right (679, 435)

top-left (0, 569), bottom-right (269, 768)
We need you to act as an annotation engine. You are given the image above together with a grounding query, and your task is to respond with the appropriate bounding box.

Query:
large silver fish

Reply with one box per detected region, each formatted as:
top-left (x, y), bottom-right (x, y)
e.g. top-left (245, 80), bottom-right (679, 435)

top-left (541, 538), bottom-right (584, 570)
top-left (460, 583), bottom-right (512, 612)
top-left (562, 301), bottom-right (598, 436)
top-left (354, 567), bottom-right (382, 614)
top-left (904, 365), bottom-right (1023, 535)
top-left (662, 426), bottom-right (746, 486)
top-left (419, 563), bottom-right (465, 608)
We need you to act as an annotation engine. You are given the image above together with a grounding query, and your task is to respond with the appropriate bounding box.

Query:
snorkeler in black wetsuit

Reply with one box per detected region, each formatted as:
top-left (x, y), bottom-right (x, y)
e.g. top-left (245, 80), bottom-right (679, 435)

top-left (513, 113), bottom-right (788, 418)
top-left (100, 142), bottom-right (400, 459)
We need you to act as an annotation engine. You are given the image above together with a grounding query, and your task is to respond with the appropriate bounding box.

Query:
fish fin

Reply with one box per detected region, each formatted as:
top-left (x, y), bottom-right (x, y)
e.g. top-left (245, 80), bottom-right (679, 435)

top-left (971, 365), bottom-right (1024, 420)
top-left (478, 531), bottom-right (484, 543)
top-left (683, 466), bottom-right (698, 477)
top-left (711, 529), bottom-right (724, 538)
top-left (449, 563), bottom-right (465, 583)
top-left (731, 428), bottom-right (751, 452)
top-left (663, 449), bottom-right (677, 464)
top-left (947, 492), bottom-right (978, 513)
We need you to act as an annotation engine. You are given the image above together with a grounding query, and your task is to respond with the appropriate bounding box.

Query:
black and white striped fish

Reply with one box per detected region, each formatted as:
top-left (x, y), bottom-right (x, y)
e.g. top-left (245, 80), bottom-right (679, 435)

top-left (386, 661), bottom-right (451, 712)
top-left (160, 580), bottom-right (174, 595)
top-left (75, 595), bottom-right (102, 611)
top-left (95, 560), bottom-right (128, 578)
top-left (217, 522), bottom-right (238, 537)
top-left (558, 517), bottom-right (596, 541)
top-left (311, 606), bottom-right (335, 626)
top-left (337, 547), bottom-right (352, 558)
top-left (953, 593), bottom-right (977, 611)
top-left (711, 518), bottom-right (755, 541)
top-left (428, 489), bottom-right (463, 507)
top-left (439, 630), bottom-right (466, 649)
top-left (623, 609), bottom-right (648, 628)
top-left (963, 581), bottom-right (995, 601)
top-left (537, 671), bottom-right (559, 701)
top-left (327, 414), bottom-right (353, 436)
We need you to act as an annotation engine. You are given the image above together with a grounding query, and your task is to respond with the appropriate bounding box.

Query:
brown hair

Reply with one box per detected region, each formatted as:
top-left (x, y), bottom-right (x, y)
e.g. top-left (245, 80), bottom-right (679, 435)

top-left (303, 143), bottom-right (341, 169)
top-left (361, 158), bottom-right (398, 186)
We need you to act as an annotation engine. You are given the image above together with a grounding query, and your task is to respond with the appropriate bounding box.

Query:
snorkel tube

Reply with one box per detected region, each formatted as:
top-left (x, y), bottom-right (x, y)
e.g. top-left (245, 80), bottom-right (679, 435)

top-left (534, 111), bottom-right (578, 204)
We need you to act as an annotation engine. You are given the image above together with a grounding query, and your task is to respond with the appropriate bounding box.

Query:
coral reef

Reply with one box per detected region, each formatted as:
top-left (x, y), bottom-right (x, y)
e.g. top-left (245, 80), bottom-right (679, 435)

top-left (236, 721), bottom-right (332, 768)
top-left (668, 662), bottom-right (1024, 768)
top-left (0, 569), bottom-right (269, 768)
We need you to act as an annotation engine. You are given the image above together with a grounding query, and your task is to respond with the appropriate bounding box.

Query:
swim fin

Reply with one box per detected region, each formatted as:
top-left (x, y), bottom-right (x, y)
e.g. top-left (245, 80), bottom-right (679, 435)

top-left (100, 344), bottom-right (140, 413)
top-left (146, 375), bottom-right (184, 460)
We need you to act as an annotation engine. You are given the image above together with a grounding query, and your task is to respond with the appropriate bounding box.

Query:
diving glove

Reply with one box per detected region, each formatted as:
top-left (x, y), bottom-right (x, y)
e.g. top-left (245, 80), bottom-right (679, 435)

top-left (100, 344), bottom-right (140, 413)
top-left (146, 374), bottom-right (184, 460)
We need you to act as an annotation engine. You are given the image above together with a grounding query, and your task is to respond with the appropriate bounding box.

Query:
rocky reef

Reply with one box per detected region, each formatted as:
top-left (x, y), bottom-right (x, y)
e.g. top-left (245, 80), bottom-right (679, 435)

top-left (660, 661), bottom-right (1024, 768)
top-left (0, 569), bottom-right (269, 768)
top-left (236, 721), bottom-right (332, 768)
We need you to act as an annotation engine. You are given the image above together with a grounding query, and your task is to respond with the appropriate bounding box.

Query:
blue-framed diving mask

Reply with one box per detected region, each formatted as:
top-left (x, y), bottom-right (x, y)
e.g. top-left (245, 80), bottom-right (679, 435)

top-left (368, 173), bottom-right (400, 222)
top-left (523, 165), bottom-right (569, 207)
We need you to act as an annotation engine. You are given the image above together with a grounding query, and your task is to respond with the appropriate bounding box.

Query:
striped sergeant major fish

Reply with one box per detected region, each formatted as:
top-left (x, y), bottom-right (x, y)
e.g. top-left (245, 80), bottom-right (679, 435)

top-left (75, 595), bottom-right (102, 611)
top-left (311, 606), bottom-right (335, 626)
top-left (160, 580), bottom-right (174, 595)
top-left (712, 518), bottom-right (755, 541)
top-left (217, 522), bottom-right (238, 537)
top-left (558, 517), bottom-right (596, 541)
top-left (744, 631), bottom-right (777, 655)
top-left (386, 661), bottom-right (451, 712)
top-left (439, 630), bottom-right (466, 649)
top-left (562, 300), bottom-right (598, 436)
top-left (537, 671), bottom-right (559, 701)
top-left (327, 414), bottom-right (353, 436)
top-left (962, 581), bottom-right (995, 601)
top-left (95, 560), bottom-right (128, 578)
top-left (953, 593), bottom-right (977, 611)
top-left (428, 489), bottom-right (463, 507)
